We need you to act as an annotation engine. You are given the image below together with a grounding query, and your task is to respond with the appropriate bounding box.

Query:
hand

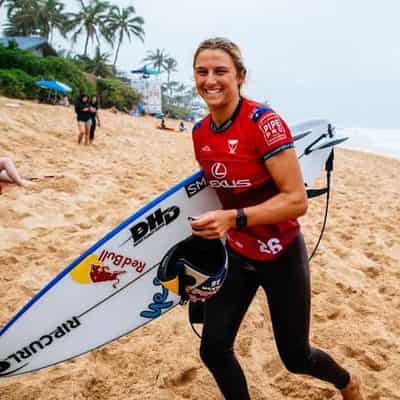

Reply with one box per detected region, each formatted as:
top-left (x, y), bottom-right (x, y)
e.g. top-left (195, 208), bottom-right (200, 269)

top-left (190, 209), bottom-right (236, 239)
top-left (187, 287), bottom-right (217, 302)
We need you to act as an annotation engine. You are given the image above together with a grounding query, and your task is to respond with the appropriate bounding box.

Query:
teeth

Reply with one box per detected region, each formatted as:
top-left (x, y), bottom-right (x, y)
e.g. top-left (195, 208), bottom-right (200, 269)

top-left (205, 89), bottom-right (222, 94)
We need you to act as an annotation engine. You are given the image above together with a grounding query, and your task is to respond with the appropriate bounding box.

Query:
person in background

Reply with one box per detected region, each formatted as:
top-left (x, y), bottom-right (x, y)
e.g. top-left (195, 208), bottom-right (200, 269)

top-left (0, 156), bottom-right (32, 187)
top-left (189, 37), bottom-right (363, 400)
top-left (89, 95), bottom-right (100, 144)
top-left (178, 121), bottom-right (186, 132)
top-left (59, 95), bottom-right (70, 107)
top-left (74, 94), bottom-right (92, 145)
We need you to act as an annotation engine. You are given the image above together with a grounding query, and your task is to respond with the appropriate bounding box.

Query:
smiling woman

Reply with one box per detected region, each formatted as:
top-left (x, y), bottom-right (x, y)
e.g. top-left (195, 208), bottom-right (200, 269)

top-left (193, 38), bottom-right (247, 127)
top-left (188, 37), bottom-right (364, 400)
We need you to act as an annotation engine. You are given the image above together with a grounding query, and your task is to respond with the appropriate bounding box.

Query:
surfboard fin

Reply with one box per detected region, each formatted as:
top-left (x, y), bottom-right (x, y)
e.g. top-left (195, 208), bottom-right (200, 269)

top-left (308, 137), bottom-right (348, 152)
top-left (293, 129), bottom-right (312, 142)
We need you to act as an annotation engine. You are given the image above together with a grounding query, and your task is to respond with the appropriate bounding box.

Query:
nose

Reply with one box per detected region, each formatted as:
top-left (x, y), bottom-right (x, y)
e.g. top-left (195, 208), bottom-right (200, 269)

top-left (204, 72), bottom-right (218, 86)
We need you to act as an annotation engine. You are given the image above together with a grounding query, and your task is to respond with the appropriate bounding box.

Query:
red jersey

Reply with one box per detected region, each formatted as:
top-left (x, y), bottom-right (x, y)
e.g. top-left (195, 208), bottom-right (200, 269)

top-left (192, 97), bottom-right (300, 261)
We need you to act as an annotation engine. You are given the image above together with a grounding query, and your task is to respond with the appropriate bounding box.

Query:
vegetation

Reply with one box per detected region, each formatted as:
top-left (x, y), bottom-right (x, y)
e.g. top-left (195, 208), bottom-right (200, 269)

top-left (0, 0), bottom-right (204, 118)
top-left (3, 0), bottom-right (69, 40)
top-left (107, 5), bottom-right (144, 66)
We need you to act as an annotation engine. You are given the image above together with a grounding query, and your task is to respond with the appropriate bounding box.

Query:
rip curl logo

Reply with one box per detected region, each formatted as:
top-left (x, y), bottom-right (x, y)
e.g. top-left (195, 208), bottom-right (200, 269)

top-left (0, 317), bottom-right (81, 377)
top-left (140, 277), bottom-right (174, 319)
top-left (211, 163), bottom-right (227, 179)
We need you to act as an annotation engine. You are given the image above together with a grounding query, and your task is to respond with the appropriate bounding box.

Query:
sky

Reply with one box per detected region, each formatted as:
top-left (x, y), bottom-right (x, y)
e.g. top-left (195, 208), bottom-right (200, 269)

top-left (1, 0), bottom-right (400, 128)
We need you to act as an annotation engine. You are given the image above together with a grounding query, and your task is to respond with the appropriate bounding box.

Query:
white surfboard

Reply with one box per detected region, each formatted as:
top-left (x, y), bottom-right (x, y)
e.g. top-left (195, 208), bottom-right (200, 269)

top-left (0, 119), bottom-right (346, 377)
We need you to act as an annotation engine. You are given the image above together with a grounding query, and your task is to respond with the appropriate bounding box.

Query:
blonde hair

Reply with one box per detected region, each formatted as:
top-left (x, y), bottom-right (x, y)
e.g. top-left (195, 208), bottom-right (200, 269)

top-left (193, 37), bottom-right (247, 88)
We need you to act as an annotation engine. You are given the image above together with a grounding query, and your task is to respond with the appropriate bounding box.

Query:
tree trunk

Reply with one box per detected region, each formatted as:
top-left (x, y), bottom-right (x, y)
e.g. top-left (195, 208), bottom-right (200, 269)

top-left (84, 33), bottom-right (90, 57)
top-left (113, 32), bottom-right (123, 66)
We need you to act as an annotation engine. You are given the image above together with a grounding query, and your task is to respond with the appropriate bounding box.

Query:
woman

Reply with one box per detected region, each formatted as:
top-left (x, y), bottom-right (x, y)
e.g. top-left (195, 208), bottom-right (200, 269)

top-left (190, 37), bottom-right (363, 400)
top-left (74, 94), bottom-right (92, 145)
top-left (89, 95), bottom-right (100, 144)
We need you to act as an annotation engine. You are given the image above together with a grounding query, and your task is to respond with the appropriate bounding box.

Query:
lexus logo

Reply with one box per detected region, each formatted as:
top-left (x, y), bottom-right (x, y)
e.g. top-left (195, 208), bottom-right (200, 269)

top-left (211, 163), bottom-right (227, 179)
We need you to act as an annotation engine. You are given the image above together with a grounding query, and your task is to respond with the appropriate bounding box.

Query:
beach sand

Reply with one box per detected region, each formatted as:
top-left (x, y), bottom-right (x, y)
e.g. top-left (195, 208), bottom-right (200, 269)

top-left (0, 97), bottom-right (399, 399)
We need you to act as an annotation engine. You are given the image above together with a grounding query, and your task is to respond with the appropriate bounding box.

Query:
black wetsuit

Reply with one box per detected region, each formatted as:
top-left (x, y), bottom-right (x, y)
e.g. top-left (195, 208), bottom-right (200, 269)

top-left (89, 104), bottom-right (98, 142)
top-left (75, 101), bottom-right (91, 122)
top-left (200, 234), bottom-right (350, 400)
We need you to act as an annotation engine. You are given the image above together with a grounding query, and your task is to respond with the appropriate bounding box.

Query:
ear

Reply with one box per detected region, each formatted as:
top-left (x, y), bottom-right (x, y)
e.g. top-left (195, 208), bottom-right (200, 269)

top-left (237, 71), bottom-right (246, 87)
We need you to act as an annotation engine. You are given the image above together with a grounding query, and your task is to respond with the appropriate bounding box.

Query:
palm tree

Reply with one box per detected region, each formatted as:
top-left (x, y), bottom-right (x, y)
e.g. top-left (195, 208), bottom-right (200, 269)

top-left (75, 46), bottom-right (114, 77)
top-left (107, 5), bottom-right (144, 67)
top-left (38, 0), bottom-right (69, 41)
top-left (67, 0), bottom-right (112, 57)
top-left (3, 0), bottom-right (69, 40)
top-left (163, 56), bottom-right (177, 88)
top-left (142, 48), bottom-right (168, 72)
top-left (3, 0), bottom-right (40, 36)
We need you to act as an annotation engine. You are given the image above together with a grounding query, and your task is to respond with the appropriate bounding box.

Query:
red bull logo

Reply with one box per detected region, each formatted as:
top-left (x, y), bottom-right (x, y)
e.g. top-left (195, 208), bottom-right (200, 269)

top-left (89, 264), bottom-right (126, 288)
top-left (70, 251), bottom-right (146, 288)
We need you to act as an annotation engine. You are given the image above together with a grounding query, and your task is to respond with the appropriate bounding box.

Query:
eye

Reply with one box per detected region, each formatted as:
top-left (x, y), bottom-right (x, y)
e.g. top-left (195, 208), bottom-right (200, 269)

top-left (215, 69), bottom-right (228, 75)
top-left (196, 69), bottom-right (208, 76)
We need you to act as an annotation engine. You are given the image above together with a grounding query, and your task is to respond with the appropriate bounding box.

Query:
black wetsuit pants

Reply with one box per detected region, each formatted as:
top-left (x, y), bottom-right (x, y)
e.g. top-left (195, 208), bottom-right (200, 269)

top-left (89, 118), bottom-right (96, 142)
top-left (200, 234), bottom-right (350, 400)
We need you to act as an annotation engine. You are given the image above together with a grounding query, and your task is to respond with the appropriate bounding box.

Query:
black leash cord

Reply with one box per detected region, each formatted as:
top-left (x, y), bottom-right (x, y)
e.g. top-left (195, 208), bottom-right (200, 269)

top-left (308, 168), bottom-right (331, 262)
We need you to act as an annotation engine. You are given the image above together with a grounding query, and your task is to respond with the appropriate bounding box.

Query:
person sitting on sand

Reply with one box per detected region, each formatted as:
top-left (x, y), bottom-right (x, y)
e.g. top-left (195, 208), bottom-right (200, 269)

top-left (178, 121), bottom-right (186, 132)
top-left (0, 156), bottom-right (32, 187)
top-left (160, 118), bottom-right (167, 129)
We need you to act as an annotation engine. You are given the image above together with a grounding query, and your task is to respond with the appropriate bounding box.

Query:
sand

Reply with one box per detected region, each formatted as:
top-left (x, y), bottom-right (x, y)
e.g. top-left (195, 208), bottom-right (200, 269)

top-left (0, 97), bottom-right (399, 399)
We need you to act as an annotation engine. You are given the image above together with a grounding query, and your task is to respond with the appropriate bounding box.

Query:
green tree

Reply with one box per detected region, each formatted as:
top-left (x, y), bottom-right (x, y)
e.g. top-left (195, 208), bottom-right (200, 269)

top-left (39, 0), bottom-right (69, 41)
top-left (3, 0), bottom-right (68, 40)
top-left (67, 0), bottom-right (112, 57)
top-left (142, 48), bottom-right (168, 72)
top-left (107, 5), bottom-right (144, 67)
top-left (73, 46), bottom-right (114, 77)
top-left (163, 56), bottom-right (177, 88)
top-left (3, 0), bottom-right (40, 36)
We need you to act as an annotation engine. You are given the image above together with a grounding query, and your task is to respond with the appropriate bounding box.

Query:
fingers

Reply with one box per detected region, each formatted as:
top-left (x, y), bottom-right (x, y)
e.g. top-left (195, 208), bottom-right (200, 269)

top-left (189, 211), bottom-right (228, 239)
top-left (191, 228), bottom-right (222, 239)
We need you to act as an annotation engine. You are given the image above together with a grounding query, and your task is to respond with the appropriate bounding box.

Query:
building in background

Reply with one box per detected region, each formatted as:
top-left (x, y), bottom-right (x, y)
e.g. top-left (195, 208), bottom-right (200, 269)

top-left (130, 66), bottom-right (162, 114)
top-left (0, 36), bottom-right (58, 57)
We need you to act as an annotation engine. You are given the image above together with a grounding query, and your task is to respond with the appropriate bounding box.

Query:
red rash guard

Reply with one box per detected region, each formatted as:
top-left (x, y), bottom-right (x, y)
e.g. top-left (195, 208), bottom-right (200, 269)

top-left (192, 97), bottom-right (300, 261)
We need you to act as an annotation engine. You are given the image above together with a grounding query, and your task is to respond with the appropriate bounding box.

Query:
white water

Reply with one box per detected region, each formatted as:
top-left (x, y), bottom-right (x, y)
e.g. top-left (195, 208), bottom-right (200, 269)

top-left (338, 128), bottom-right (400, 159)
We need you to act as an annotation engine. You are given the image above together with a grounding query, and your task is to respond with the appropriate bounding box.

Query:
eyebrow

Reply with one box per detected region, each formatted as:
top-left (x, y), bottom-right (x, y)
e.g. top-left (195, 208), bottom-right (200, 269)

top-left (195, 65), bottom-right (230, 70)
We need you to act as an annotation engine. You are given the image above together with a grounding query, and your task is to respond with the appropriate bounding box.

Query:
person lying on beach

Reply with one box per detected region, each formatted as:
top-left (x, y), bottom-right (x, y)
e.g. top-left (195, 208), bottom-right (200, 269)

top-left (0, 156), bottom-right (32, 187)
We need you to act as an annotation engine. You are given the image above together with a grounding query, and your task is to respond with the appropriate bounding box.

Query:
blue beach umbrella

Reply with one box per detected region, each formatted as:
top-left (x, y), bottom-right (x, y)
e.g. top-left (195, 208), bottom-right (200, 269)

top-left (35, 80), bottom-right (72, 94)
top-left (131, 66), bottom-right (161, 77)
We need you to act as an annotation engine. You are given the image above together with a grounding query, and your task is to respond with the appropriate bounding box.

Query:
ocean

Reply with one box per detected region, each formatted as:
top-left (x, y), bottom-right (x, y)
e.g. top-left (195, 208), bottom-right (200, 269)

top-left (338, 128), bottom-right (400, 160)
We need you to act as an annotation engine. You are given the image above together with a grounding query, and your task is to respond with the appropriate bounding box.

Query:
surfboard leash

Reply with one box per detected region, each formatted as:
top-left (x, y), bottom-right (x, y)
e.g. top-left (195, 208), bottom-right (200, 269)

top-left (306, 148), bottom-right (334, 262)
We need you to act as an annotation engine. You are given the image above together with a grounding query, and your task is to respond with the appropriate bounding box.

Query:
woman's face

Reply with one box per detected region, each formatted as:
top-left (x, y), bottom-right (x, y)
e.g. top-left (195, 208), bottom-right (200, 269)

top-left (91, 97), bottom-right (97, 104)
top-left (82, 96), bottom-right (88, 103)
top-left (194, 49), bottom-right (243, 111)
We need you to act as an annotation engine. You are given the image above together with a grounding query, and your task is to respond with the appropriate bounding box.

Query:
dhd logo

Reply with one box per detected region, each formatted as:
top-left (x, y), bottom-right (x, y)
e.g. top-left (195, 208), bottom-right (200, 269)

top-left (128, 207), bottom-right (180, 246)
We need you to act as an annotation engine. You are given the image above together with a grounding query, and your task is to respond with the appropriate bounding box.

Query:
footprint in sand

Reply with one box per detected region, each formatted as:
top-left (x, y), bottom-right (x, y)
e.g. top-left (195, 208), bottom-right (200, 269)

top-left (342, 345), bottom-right (389, 372)
top-left (172, 366), bottom-right (199, 386)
